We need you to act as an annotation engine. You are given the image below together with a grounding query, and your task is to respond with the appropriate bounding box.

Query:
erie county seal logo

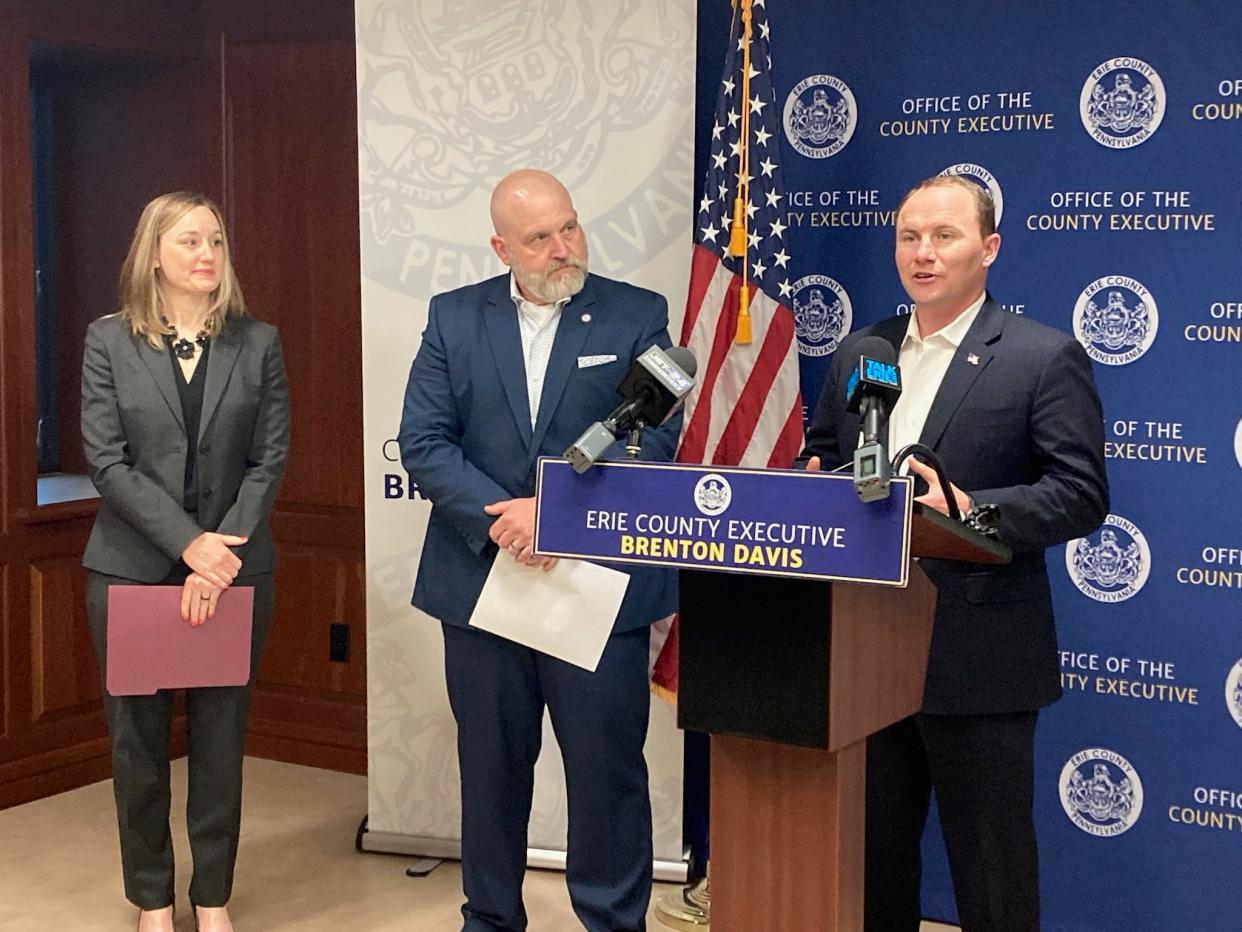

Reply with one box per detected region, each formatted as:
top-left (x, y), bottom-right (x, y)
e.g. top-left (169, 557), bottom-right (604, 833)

top-left (783, 74), bottom-right (857, 159)
top-left (693, 473), bottom-right (732, 517)
top-left (791, 275), bottom-right (852, 357)
top-left (1065, 514), bottom-right (1150, 603)
top-left (1225, 659), bottom-right (1242, 730)
top-left (1060, 748), bottom-right (1144, 837)
top-left (1073, 276), bottom-right (1159, 366)
top-left (938, 163), bottom-right (1004, 227)
top-left (1080, 57), bottom-right (1166, 148)
top-left (1234, 417), bottom-right (1242, 469)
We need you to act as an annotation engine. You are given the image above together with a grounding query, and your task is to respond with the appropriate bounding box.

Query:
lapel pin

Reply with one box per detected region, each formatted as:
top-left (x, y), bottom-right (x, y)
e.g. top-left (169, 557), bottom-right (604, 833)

top-left (967, 353), bottom-right (980, 366)
top-left (581, 313), bottom-right (592, 323)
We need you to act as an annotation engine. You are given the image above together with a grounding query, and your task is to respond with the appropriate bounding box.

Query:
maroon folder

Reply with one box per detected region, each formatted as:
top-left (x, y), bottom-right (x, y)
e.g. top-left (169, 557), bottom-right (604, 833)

top-left (106, 585), bottom-right (254, 696)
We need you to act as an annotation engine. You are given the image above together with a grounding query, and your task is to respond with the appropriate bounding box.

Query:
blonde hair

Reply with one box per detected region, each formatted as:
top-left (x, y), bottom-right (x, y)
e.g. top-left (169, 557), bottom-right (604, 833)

top-left (118, 191), bottom-right (246, 347)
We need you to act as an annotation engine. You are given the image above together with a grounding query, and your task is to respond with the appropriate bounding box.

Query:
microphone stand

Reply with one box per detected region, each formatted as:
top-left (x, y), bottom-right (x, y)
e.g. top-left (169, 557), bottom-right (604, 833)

top-left (624, 419), bottom-right (647, 458)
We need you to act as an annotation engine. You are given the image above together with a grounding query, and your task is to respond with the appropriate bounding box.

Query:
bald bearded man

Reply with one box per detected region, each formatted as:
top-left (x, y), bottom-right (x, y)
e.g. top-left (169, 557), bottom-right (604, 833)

top-left (399, 170), bottom-right (681, 931)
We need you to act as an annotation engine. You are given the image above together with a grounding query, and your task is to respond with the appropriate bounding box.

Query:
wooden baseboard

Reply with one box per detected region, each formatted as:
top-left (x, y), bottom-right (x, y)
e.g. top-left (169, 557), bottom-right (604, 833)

top-left (246, 731), bottom-right (366, 775)
top-left (0, 732), bottom-right (188, 810)
top-left (246, 685), bottom-right (367, 775)
top-left (0, 749), bottom-right (111, 810)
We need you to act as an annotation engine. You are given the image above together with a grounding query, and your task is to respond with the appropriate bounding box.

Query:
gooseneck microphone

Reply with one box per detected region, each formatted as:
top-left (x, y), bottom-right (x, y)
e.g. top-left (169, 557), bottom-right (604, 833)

top-left (891, 443), bottom-right (963, 521)
top-left (843, 336), bottom-right (902, 502)
top-left (564, 345), bottom-right (697, 473)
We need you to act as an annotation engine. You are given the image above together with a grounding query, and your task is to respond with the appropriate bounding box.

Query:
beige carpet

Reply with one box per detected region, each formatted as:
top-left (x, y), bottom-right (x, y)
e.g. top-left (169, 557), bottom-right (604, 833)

top-left (0, 757), bottom-right (956, 930)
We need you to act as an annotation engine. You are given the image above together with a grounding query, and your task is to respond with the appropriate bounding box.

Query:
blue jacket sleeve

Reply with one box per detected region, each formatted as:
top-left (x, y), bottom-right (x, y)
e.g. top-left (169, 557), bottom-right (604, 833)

top-left (398, 297), bottom-right (511, 555)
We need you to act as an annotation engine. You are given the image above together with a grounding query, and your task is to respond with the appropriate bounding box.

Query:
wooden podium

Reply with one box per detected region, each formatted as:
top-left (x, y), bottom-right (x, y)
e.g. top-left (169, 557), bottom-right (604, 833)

top-left (677, 504), bottom-right (1010, 932)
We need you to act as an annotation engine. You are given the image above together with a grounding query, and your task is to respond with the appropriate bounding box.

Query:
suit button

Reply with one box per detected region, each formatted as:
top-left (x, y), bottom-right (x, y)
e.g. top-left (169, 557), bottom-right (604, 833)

top-left (202, 489), bottom-right (213, 500)
top-left (200, 444), bottom-right (211, 455)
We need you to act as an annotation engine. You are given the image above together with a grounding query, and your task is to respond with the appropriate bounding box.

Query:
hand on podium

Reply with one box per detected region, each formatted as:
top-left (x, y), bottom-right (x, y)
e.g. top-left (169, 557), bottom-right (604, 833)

top-left (907, 458), bottom-right (971, 517)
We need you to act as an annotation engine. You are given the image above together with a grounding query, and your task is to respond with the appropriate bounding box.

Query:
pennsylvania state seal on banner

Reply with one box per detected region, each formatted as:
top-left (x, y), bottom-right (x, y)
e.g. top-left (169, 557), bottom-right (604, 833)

top-left (354, 0), bottom-right (693, 294)
top-left (783, 74), bottom-right (857, 159)
top-left (1073, 276), bottom-right (1159, 366)
top-left (1225, 659), bottom-right (1242, 730)
top-left (791, 275), bottom-right (852, 357)
top-left (693, 473), bottom-right (732, 517)
top-left (1065, 514), bottom-right (1151, 604)
top-left (1060, 748), bottom-right (1144, 837)
top-left (1080, 57), bottom-right (1166, 148)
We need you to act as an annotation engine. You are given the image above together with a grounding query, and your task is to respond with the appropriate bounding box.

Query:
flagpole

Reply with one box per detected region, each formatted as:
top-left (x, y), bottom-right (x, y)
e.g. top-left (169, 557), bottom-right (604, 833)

top-left (656, 4), bottom-right (750, 926)
top-left (658, 0), bottom-right (803, 917)
top-left (727, 0), bottom-right (752, 345)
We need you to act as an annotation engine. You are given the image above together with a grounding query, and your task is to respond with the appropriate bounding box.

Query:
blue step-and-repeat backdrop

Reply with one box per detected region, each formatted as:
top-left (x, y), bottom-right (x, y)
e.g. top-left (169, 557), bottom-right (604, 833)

top-left (695, 2), bottom-right (1242, 928)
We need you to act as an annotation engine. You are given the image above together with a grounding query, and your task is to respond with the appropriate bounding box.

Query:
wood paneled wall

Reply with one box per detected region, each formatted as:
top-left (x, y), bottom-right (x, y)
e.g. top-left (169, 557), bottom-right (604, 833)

top-left (0, 0), bottom-right (366, 810)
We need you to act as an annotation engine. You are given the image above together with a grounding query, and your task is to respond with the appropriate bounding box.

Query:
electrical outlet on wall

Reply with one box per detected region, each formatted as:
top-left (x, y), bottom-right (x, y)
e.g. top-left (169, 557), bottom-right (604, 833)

top-left (329, 623), bottom-right (349, 663)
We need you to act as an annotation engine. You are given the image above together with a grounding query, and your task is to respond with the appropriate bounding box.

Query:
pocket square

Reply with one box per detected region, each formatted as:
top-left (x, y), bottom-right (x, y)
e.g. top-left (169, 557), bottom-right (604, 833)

top-left (577, 354), bottom-right (617, 369)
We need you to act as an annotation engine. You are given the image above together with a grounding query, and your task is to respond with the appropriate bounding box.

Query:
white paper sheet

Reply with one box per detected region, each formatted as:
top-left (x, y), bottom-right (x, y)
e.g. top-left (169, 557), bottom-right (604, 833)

top-left (468, 556), bottom-right (631, 672)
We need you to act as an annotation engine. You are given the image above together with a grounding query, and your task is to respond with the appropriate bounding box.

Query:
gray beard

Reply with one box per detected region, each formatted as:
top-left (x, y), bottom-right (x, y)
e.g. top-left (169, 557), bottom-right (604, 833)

top-left (514, 260), bottom-right (587, 304)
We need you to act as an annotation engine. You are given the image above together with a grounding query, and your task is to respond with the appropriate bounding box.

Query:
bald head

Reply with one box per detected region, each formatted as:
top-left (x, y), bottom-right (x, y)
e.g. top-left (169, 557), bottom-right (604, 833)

top-left (490, 169), bottom-right (573, 237)
top-left (489, 169), bottom-right (588, 304)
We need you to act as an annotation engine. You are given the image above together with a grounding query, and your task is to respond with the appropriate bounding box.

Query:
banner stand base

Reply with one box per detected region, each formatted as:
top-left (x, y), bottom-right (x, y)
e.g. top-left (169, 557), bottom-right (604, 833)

top-left (405, 858), bottom-right (444, 878)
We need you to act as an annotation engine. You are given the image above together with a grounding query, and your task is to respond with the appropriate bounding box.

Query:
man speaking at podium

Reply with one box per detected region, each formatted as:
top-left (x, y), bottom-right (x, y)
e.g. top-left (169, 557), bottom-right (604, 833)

top-left (802, 175), bottom-right (1108, 931)
top-left (399, 169), bottom-right (681, 932)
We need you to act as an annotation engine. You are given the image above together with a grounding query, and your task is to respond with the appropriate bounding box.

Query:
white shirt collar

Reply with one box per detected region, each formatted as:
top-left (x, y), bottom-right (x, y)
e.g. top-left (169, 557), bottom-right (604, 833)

top-left (509, 274), bottom-right (570, 315)
top-left (903, 292), bottom-right (987, 350)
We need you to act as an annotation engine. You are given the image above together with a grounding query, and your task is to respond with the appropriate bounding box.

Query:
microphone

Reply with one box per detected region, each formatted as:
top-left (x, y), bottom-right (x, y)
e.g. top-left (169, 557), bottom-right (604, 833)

top-left (565, 345), bottom-right (697, 473)
top-left (608, 345), bottom-right (698, 431)
top-left (842, 336), bottom-right (902, 502)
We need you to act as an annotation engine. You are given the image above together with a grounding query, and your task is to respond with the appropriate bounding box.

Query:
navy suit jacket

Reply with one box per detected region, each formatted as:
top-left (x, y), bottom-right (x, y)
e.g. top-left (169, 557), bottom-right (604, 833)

top-left (803, 298), bottom-right (1108, 714)
top-left (399, 273), bottom-right (680, 633)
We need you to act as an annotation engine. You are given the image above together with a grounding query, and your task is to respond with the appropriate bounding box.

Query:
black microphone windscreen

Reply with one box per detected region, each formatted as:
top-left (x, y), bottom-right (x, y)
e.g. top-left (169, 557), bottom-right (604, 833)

top-left (666, 346), bottom-right (698, 378)
top-left (853, 335), bottom-right (897, 364)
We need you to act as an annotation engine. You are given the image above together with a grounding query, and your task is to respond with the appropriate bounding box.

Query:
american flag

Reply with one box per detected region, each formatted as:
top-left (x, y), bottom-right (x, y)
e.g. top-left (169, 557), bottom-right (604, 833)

top-left (651, 0), bottom-right (804, 695)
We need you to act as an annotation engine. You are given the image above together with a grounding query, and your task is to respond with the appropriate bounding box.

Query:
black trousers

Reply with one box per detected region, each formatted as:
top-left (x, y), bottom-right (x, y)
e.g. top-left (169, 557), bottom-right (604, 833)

top-left (864, 711), bottom-right (1040, 932)
top-left (85, 569), bottom-right (273, 910)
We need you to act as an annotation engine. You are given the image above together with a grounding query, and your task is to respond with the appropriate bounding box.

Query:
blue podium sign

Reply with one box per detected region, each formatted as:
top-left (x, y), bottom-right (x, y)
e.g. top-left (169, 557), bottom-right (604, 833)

top-left (534, 458), bottom-right (913, 586)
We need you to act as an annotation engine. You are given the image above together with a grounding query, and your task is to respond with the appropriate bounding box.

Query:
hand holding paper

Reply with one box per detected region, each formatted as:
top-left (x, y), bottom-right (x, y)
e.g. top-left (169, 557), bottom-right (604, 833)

top-left (468, 557), bottom-right (629, 672)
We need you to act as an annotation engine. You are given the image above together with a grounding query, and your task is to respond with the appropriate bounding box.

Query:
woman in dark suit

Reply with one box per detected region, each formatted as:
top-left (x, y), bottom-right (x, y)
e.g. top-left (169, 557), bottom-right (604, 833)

top-left (81, 191), bottom-right (288, 932)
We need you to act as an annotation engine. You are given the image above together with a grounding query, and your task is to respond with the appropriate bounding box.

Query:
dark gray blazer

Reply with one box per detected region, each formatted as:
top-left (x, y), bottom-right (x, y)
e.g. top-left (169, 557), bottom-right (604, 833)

top-left (81, 313), bottom-right (289, 582)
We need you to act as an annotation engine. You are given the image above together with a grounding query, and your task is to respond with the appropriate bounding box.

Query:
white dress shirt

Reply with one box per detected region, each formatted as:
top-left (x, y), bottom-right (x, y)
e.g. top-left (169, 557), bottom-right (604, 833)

top-left (510, 275), bottom-right (569, 428)
top-left (888, 292), bottom-right (986, 465)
